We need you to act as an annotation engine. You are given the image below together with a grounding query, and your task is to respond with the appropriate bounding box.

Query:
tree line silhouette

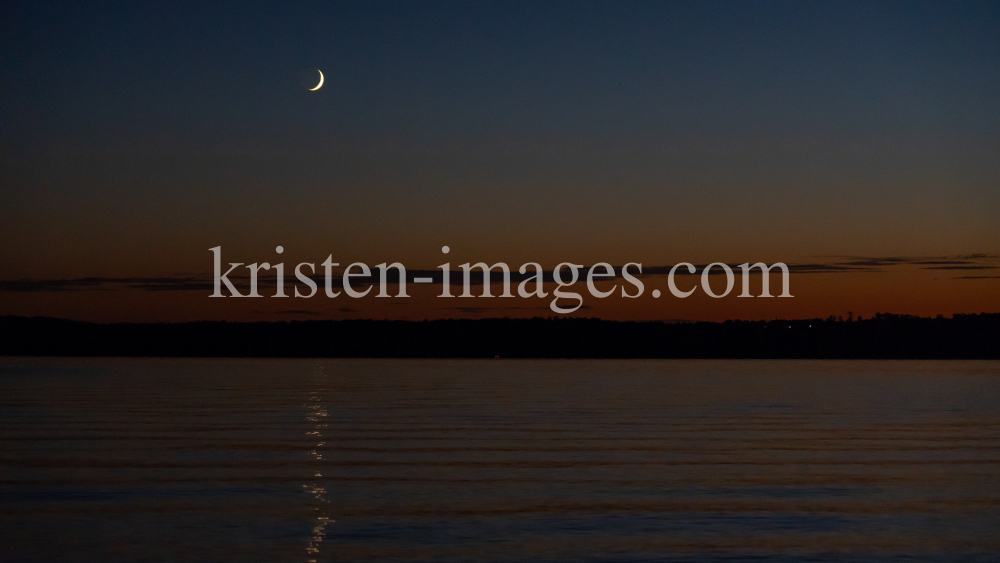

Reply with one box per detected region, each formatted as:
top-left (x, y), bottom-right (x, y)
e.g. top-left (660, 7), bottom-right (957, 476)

top-left (1, 313), bottom-right (998, 358)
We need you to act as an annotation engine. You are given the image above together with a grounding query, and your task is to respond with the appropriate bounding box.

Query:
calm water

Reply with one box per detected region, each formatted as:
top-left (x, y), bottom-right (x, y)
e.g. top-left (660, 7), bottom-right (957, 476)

top-left (1, 359), bottom-right (999, 562)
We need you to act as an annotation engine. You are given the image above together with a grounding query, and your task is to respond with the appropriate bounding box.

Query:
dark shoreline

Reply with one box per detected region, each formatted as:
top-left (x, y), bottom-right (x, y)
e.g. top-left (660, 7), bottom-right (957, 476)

top-left (2, 314), bottom-right (998, 359)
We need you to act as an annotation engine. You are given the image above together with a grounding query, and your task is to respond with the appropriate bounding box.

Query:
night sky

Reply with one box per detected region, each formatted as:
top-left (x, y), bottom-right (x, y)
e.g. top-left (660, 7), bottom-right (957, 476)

top-left (2, 1), bottom-right (998, 322)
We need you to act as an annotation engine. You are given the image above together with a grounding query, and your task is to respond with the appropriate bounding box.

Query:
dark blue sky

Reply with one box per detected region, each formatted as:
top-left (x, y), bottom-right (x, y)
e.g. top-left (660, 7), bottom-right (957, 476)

top-left (1, 1), bottom-right (998, 320)
top-left (6, 1), bottom-right (998, 150)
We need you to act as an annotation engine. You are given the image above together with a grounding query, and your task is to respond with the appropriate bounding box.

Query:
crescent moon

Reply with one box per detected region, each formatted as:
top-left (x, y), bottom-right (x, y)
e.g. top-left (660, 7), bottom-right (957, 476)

top-left (309, 70), bottom-right (324, 91)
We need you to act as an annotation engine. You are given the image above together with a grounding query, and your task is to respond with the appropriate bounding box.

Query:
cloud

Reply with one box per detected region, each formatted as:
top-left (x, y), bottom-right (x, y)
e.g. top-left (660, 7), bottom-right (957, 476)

top-left (818, 254), bottom-right (999, 273)
top-left (256, 309), bottom-right (323, 316)
top-left (254, 307), bottom-right (358, 315)
top-left (643, 262), bottom-right (876, 276)
top-left (3, 254), bottom-right (997, 293)
top-left (827, 254), bottom-right (1000, 272)
top-left (922, 265), bottom-right (998, 271)
top-left (835, 257), bottom-right (913, 267)
top-left (442, 305), bottom-right (588, 314)
top-left (0, 276), bottom-right (214, 292)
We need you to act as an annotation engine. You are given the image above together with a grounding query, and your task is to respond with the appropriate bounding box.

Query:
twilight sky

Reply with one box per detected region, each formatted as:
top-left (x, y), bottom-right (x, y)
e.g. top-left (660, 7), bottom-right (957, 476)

top-left (2, 0), bottom-right (998, 322)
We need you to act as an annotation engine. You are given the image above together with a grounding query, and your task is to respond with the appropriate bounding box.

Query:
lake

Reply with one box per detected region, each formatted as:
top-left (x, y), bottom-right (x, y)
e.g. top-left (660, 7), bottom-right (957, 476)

top-left (2, 359), bottom-right (999, 562)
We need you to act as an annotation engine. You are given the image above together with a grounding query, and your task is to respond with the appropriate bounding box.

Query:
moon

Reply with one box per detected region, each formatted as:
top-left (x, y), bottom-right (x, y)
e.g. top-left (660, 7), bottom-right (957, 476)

top-left (309, 70), bottom-right (324, 91)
